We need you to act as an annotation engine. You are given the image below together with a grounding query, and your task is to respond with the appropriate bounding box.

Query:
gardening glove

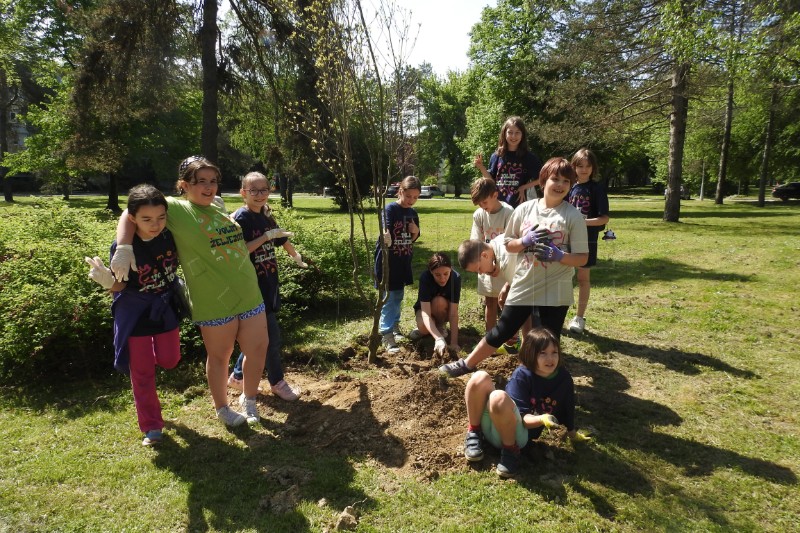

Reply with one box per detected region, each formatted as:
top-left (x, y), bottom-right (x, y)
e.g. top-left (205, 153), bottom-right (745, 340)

top-left (85, 256), bottom-right (116, 289)
top-left (540, 414), bottom-right (560, 429)
top-left (212, 195), bottom-right (226, 210)
top-left (520, 224), bottom-right (551, 248)
top-left (382, 231), bottom-right (392, 247)
top-left (433, 337), bottom-right (448, 356)
top-left (291, 253), bottom-right (308, 268)
top-left (533, 242), bottom-right (564, 263)
top-left (109, 244), bottom-right (136, 281)
top-left (265, 228), bottom-right (294, 241)
top-left (570, 430), bottom-right (592, 443)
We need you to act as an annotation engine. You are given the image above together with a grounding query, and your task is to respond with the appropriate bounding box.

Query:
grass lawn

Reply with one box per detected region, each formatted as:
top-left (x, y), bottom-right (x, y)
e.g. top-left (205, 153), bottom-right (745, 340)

top-left (1, 193), bottom-right (798, 532)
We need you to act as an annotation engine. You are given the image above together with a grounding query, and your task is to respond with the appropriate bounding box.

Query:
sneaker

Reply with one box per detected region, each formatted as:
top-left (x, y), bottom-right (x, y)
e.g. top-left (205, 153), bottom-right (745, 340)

top-left (464, 430), bottom-right (484, 462)
top-left (438, 358), bottom-right (474, 378)
top-left (495, 344), bottom-right (509, 356)
top-left (216, 405), bottom-right (246, 427)
top-left (569, 316), bottom-right (586, 334)
top-left (392, 325), bottom-right (405, 343)
top-left (496, 447), bottom-right (521, 478)
top-left (408, 328), bottom-right (424, 341)
top-left (142, 429), bottom-right (163, 446)
top-left (382, 332), bottom-right (400, 354)
top-left (271, 379), bottom-right (300, 401)
top-left (228, 372), bottom-right (263, 393)
top-left (239, 393), bottom-right (260, 424)
top-left (227, 372), bottom-right (244, 391)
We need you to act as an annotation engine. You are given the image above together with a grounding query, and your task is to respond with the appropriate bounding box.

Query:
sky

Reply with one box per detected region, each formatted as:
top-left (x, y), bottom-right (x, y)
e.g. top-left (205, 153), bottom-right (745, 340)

top-left (381, 0), bottom-right (496, 75)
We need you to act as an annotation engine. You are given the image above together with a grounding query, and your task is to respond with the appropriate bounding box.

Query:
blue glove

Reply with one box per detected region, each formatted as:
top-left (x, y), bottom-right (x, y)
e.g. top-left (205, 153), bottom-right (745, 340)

top-left (520, 225), bottom-right (551, 248)
top-left (533, 242), bottom-right (564, 262)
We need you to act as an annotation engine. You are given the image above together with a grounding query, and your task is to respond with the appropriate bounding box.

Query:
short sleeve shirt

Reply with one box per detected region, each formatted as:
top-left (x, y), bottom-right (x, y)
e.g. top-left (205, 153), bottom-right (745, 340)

top-left (413, 269), bottom-right (461, 312)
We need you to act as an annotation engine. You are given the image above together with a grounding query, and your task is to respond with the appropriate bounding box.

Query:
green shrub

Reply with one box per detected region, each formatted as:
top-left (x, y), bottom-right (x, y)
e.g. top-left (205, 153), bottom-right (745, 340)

top-left (0, 202), bottom-right (119, 382)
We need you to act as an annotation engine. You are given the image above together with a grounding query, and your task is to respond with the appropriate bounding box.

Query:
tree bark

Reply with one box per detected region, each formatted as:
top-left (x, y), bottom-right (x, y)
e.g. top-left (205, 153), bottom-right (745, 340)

top-left (106, 172), bottom-right (121, 213)
top-left (664, 62), bottom-right (690, 223)
top-left (714, 75), bottom-right (734, 205)
top-left (757, 84), bottom-right (778, 207)
top-left (1, 67), bottom-right (13, 203)
top-left (200, 0), bottom-right (219, 163)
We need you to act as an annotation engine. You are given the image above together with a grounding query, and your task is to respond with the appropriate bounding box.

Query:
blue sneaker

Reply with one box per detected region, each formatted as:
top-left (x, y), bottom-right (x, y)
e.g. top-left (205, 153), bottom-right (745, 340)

top-left (464, 430), bottom-right (484, 462)
top-left (142, 429), bottom-right (163, 446)
top-left (496, 447), bottom-right (521, 478)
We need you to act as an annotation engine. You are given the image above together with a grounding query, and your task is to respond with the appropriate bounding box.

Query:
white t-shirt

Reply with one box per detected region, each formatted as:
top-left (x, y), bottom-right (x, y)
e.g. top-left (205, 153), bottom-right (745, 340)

top-left (503, 199), bottom-right (588, 307)
top-left (470, 202), bottom-right (514, 296)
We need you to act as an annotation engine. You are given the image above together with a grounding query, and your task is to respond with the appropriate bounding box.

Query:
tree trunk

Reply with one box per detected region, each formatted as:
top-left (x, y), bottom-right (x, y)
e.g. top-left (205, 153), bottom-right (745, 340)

top-left (200, 0), bottom-right (219, 163)
top-left (664, 62), bottom-right (690, 223)
top-left (757, 84), bottom-right (778, 207)
top-left (714, 75), bottom-right (734, 205)
top-left (0, 67), bottom-right (13, 203)
top-left (106, 172), bottom-right (121, 213)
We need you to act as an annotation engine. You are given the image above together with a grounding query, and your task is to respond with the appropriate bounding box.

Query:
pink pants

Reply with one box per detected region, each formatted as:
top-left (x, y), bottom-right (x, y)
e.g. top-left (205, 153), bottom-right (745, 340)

top-left (128, 328), bottom-right (181, 433)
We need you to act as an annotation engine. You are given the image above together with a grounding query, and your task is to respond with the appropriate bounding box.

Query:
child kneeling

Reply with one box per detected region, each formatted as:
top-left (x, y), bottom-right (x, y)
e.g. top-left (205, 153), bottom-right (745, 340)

top-left (462, 327), bottom-right (586, 477)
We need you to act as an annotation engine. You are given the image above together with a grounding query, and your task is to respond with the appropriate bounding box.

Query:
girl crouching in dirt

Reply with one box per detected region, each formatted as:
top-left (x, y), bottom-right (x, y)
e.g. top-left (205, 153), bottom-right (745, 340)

top-left (461, 327), bottom-right (590, 477)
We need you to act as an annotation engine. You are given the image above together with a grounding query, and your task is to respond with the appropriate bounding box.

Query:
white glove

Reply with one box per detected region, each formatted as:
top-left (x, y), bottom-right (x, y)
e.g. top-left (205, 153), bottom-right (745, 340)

top-left (382, 231), bottom-right (392, 247)
top-left (291, 253), bottom-right (308, 268)
top-left (85, 256), bottom-right (116, 289)
top-left (433, 338), bottom-right (447, 356)
top-left (109, 244), bottom-right (136, 281)
top-left (212, 195), bottom-right (226, 210)
top-left (265, 228), bottom-right (294, 240)
top-left (540, 414), bottom-right (560, 429)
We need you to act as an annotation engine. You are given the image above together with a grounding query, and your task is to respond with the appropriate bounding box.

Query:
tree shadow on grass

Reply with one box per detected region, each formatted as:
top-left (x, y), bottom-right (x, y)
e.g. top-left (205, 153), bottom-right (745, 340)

top-left (578, 330), bottom-right (758, 379)
top-left (593, 257), bottom-right (754, 289)
top-left (152, 385), bottom-right (401, 532)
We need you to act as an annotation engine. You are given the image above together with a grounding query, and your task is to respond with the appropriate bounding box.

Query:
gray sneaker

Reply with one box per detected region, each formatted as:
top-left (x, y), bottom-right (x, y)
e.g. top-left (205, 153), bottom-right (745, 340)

top-left (238, 393), bottom-right (260, 424)
top-left (216, 405), bottom-right (246, 427)
top-left (382, 332), bottom-right (400, 354)
top-left (392, 325), bottom-right (405, 343)
top-left (438, 358), bottom-right (474, 378)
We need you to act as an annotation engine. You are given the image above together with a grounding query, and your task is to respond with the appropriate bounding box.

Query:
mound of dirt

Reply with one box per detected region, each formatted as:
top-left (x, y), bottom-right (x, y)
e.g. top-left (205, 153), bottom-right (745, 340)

top-left (243, 334), bottom-right (563, 477)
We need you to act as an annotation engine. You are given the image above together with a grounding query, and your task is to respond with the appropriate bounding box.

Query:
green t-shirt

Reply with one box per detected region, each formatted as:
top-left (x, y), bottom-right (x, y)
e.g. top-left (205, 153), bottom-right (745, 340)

top-left (166, 196), bottom-right (263, 321)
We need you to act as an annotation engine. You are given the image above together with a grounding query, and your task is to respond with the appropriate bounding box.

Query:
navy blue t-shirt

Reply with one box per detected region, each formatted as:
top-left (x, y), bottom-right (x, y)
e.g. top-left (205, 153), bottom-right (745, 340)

top-left (233, 206), bottom-right (288, 313)
top-left (413, 269), bottom-right (461, 312)
top-left (374, 202), bottom-right (420, 291)
top-left (505, 364), bottom-right (576, 440)
top-left (488, 150), bottom-right (543, 208)
top-left (568, 180), bottom-right (610, 242)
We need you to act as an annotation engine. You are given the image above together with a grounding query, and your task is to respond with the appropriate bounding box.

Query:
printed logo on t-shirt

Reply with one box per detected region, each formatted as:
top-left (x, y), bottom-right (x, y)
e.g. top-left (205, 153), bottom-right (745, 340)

top-left (137, 250), bottom-right (178, 293)
top-left (197, 212), bottom-right (245, 262)
top-left (390, 218), bottom-right (414, 256)
top-left (252, 228), bottom-right (278, 277)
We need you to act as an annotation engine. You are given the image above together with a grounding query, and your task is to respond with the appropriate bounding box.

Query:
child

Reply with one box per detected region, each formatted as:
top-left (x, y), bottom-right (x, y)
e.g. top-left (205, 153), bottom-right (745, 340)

top-left (469, 177), bottom-right (513, 335)
top-left (474, 116), bottom-right (543, 208)
top-left (567, 148), bottom-right (610, 334)
top-left (374, 175), bottom-right (421, 354)
top-left (227, 171), bottom-right (304, 401)
top-left (111, 156), bottom-right (267, 427)
top-left (462, 328), bottom-right (587, 478)
top-left (85, 184), bottom-right (181, 446)
top-left (408, 252), bottom-right (462, 355)
top-left (440, 158), bottom-right (588, 377)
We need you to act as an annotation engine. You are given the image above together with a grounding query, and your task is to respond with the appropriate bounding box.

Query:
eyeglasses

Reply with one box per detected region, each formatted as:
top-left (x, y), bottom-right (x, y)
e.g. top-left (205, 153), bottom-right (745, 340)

top-left (247, 189), bottom-right (270, 196)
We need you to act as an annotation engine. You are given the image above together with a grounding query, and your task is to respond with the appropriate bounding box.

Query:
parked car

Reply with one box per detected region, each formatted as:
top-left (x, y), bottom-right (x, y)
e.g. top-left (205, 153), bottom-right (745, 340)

top-left (664, 185), bottom-right (691, 200)
top-left (384, 183), bottom-right (400, 197)
top-left (772, 182), bottom-right (800, 201)
top-left (420, 185), bottom-right (445, 199)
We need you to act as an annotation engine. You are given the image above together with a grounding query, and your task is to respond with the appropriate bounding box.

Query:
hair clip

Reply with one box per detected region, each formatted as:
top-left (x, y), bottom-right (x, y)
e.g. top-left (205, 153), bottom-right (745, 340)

top-left (179, 155), bottom-right (205, 174)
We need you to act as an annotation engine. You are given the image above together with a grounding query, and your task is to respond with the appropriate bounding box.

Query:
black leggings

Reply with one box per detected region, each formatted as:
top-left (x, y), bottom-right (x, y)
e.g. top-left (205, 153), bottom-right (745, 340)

top-left (485, 304), bottom-right (568, 347)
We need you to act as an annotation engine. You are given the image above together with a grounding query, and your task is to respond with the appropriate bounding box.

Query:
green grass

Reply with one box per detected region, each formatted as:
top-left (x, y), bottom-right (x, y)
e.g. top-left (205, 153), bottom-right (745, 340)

top-left (1, 193), bottom-right (799, 532)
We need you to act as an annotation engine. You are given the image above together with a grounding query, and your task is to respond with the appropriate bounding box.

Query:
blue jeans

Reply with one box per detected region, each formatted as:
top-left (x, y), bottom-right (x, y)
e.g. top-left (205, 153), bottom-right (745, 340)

top-left (233, 311), bottom-right (283, 386)
top-left (379, 289), bottom-right (404, 335)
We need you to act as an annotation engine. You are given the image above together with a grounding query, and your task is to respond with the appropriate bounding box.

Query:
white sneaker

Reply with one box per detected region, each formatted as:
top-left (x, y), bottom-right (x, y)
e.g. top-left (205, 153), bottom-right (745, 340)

top-left (216, 405), bottom-right (246, 427)
top-left (569, 316), bottom-right (586, 334)
top-left (239, 393), bottom-right (260, 424)
top-left (382, 332), bottom-right (400, 354)
top-left (227, 372), bottom-right (244, 391)
top-left (271, 379), bottom-right (300, 401)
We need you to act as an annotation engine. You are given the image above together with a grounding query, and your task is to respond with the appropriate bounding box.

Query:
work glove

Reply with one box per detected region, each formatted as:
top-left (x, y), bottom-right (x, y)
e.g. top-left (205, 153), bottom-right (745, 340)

top-left (540, 414), bottom-right (560, 429)
top-left (533, 242), bottom-right (564, 263)
top-left (570, 430), bottom-right (593, 443)
top-left (109, 244), bottom-right (136, 281)
top-left (265, 228), bottom-right (294, 240)
top-left (433, 337), bottom-right (448, 356)
top-left (520, 224), bottom-right (551, 248)
top-left (291, 253), bottom-right (308, 268)
top-left (85, 256), bottom-right (116, 289)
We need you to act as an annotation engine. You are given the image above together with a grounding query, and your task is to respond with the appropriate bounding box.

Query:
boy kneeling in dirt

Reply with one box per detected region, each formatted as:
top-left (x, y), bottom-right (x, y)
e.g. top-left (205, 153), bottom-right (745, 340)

top-left (462, 328), bottom-right (590, 478)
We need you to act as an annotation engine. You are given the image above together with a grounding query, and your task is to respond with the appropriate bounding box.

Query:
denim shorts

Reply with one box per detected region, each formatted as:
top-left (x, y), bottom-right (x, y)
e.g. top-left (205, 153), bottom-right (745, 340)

top-left (194, 302), bottom-right (265, 327)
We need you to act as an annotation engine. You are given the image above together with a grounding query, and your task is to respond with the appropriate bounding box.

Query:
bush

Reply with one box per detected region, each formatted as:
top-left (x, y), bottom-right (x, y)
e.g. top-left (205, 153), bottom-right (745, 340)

top-left (0, 202), bottom-right (119, 382)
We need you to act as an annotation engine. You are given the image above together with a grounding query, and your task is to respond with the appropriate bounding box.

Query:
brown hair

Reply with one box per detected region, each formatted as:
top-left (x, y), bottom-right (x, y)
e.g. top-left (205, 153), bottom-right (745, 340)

top-left (570, 148), bottom-right (599, 181)
top-left (538, 157), bottom-right (577, 188)
top-left (398, 175), bottom-right (422, 193)
top-left (427, 252), bottom-right (452, 272)
top-left (457, 239), bottom-right (488, 269)
top-left (175, 155), bottom-right (221, 194)
top-left (518, 328), bottom-right (561, 371)
top-left (496, 116), bottom-right (529, 158)
top-left (470, 177), bottom-right (498, 204)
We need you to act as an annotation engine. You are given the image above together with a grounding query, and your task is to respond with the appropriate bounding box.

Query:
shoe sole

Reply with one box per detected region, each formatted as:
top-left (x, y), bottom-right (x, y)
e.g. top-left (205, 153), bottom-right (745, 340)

top-left (496, 467), bottom-right (517, 478)
top-left (569, 327), bottom-right (584, 334)
top-left (465, 452), bottom-right (484, 462)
